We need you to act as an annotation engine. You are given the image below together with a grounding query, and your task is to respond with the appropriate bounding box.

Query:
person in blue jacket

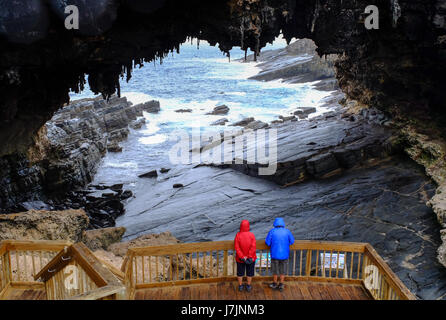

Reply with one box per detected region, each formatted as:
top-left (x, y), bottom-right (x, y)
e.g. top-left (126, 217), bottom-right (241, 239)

top-left (265, 218), bottom-right (295, 291)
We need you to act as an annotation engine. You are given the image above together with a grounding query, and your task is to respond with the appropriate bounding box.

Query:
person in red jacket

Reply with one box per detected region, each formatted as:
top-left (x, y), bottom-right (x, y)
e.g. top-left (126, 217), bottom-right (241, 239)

top-left (234, 220), bottom-right (257, 292)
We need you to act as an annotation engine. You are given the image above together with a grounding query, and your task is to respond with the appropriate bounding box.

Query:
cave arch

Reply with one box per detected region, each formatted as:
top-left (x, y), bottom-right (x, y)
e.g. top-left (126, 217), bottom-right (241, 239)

top-left (0, 0), bottom-right (444, 158)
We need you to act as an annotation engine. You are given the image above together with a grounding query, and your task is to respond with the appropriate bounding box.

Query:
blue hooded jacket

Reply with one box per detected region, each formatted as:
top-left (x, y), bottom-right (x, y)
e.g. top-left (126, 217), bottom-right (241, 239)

top-left (265, 218), bottom-right (295, 260)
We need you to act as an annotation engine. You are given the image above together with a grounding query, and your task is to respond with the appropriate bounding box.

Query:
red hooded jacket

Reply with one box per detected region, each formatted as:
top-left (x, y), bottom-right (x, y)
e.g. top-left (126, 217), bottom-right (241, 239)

top-left (234, 220), bottom-right (257, 263)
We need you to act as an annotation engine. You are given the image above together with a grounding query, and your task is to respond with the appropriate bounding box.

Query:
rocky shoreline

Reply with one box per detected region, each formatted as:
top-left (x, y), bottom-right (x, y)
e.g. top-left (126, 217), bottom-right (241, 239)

top-left (117, 101), bottom-right (446, 299)
top-left (240, 39), bottom-right (339, 92)
top-left (0, 95), bottom-right (161, 228)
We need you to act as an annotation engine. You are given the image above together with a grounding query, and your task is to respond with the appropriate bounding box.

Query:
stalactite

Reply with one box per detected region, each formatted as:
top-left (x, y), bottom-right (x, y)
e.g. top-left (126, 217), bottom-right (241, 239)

top-left (311, 0), bottom-right (321, 33)
top-left (240, 25), bottom-right (245, 49)
top-left (254, 35), bottom-right (260, 62)
top-left (390, 0), bottom-right (402, 28)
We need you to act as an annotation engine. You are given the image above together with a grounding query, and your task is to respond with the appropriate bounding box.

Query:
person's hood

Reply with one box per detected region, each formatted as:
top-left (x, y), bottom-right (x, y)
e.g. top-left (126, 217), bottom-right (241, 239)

top-left (240, 220), bottom-right (250, 232)
top-left (273, 218), bottom-right (285, 228)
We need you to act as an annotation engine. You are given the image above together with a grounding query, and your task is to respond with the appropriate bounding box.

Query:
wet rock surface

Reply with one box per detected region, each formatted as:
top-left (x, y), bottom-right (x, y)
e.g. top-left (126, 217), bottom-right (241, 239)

top-left (210, 103), bottom-right (397, 186)
top-left (244, 39), bottom-right (338, 91)
top-left (69, 183), bottom-right (133, 229)
top-left (211, 118), bottom-right (229, 126)
top-left (206, 105), bottom-right (230, 116)
top-left (230, 117), bottom-right (255, 127)
top-left (118, 157), bottom-right (446, 299)
top-left (99, 92), bottom-right (446, 299)
top-left (139, 170), bottom-right (159, 178)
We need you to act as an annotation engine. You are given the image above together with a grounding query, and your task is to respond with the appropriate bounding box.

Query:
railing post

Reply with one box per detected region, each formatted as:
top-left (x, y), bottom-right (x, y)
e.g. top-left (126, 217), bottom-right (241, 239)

top-left (5, 252), bottom-right (11, 285)
top-left (0, 251), bottom-right (11, 294)
top-left (223, 250), bottom-right (228, 277)
top-left (382, 277), bottom-right (389, 300)
top-left (305, 250), bottom-right (312, 276)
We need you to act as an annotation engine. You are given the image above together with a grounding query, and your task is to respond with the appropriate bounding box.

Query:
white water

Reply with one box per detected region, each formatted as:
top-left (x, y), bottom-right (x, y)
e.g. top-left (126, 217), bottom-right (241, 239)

top-left (69, 37), bottom-right (335, 188)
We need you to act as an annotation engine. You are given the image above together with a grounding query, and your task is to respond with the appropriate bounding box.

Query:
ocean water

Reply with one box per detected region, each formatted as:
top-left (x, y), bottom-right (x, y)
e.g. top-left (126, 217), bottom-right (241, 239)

top-left (69, 37), bottom-right (334, 188)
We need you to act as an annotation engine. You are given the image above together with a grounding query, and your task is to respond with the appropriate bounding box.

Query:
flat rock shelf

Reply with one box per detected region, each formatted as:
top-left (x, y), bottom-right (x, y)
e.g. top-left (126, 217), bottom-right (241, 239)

top-left (117, 105), bottom-right (446, 300)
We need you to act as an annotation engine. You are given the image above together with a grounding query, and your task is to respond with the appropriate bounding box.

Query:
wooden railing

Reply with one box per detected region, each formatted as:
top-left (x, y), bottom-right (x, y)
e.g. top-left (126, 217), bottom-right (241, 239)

top-left (0, 240), bottom-right (416, 300)
top-left (0, 242), bottom-right (9, 297)
top-left (0, 240), bottom-right (72, 299)
top-left (362, 244), bottom-right (416, 300)
top-left (122, 240), bottom-right (416, 300)
top-left (34, 243), bottom-right (125, 300)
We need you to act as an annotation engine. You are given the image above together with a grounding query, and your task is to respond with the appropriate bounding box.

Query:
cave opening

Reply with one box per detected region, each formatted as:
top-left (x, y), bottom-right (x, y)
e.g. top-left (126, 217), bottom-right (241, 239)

top-left (1, 0), bottom-right (446, 300)
top-left (65, 35), bottom-right (339, 200)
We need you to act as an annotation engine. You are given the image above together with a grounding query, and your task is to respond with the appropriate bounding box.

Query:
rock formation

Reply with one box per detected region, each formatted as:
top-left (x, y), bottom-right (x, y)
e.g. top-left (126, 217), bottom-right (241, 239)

top-left (206, 105), bottom-right (230, 115)
top-left (0, 96), bottom-right (159, 228)
top-left (95, 231), bottom-right (237, 280)
top-left (0, 209), bottom-right (89, 242)
top-left (83, 227), bottom-right (127, 251)
top-left (107, 231), bottom-right (181, 257)
top-left (210, 118), bottom-right (229, 126)
top-left (246, 39), bottom-right (338, 91)
top-left (202, 94), bottom-right (396, 186)
top-left (0, 0), bottom-right (444, 159)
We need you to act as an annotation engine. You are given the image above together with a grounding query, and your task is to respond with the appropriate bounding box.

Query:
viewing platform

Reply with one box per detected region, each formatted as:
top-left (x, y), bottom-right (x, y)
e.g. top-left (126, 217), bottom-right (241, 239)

top-left (0, 240), bottom-right (416, 300)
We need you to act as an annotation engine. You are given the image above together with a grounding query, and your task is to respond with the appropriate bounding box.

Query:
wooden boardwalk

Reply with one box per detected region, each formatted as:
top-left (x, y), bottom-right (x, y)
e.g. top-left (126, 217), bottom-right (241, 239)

top-left (134, 281), bottom-right (372, 300)
top-left (0, 240), bottom-right (416, 300)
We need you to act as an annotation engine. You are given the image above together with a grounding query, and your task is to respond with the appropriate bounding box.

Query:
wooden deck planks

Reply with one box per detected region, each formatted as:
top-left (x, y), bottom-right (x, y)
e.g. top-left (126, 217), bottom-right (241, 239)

top-left (0, 281), bottom-right (371, 301)
top-left (134, 281), bottom-right (371, 300)
top-left (2, 287), bottom-right (47, 300)
top-left (323, 284), bottom-right (343, 300)
top-left (289, 283), bottom-right (305, 300)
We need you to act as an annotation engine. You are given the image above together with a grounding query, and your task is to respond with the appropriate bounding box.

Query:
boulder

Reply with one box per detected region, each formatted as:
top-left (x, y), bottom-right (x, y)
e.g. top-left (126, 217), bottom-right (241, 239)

top-left (139, 100), bottom-right (161, 113)
top-left (231, 117), bottom-right (255, 127)
top-left (93, 249), bottom-right (125, 271)
top-left (130, 118), bottom-right (146, 130)
top-left (279, 115), bottom-right (297, 122)
top-left (0, 209), bottom-right (89, 242)
top-left (110, 184), bottom-right (124, 192)
top-left (206, 105), bottom-right (230, 115)
top-left (108, 128), bottom-right (129, 143)
top-left (245, 120), bottom-right (269, 130)
top-left (107, 142), bottom-right (122, 153)
top-left (294, 107), bottom-right (317, 119)
top-left (210, 118), bottom-right (229, 126)
top-left (120, 190), bottom-right (133, 200)
top-left (83, 227), bottom-right (126, 251)
top-left (438, 229), bottom-right (446, 268)
top-left (108, 231), bottom-right (180, 257)
top-left (139, 170), bottom-right (158, 178)
top-left (175, 109), bottom-right (192, 113)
